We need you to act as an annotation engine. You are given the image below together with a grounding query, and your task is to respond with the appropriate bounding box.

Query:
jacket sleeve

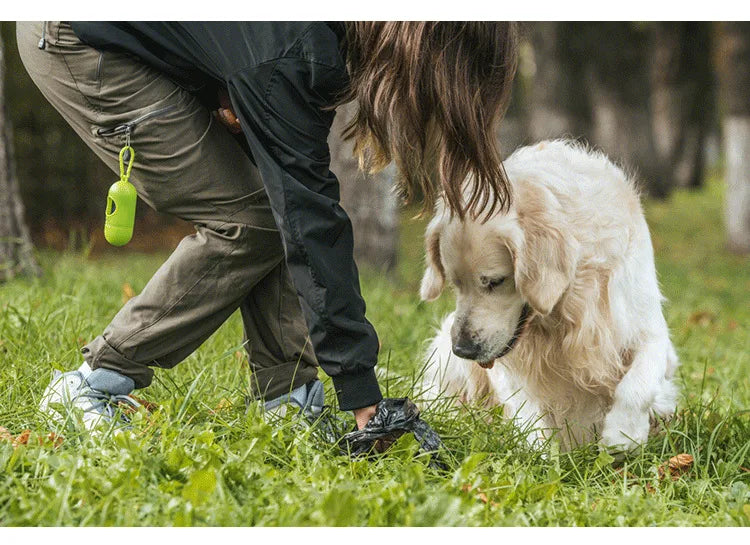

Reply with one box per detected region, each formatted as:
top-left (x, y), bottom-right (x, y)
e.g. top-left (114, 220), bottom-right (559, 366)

top-left (227, 58), bottom-right (382, 411)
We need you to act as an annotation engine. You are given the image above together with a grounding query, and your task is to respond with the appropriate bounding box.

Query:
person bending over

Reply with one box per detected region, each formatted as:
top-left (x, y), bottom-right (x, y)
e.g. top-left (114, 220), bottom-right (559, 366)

top-left (18, 21), bottom-right (518, 432)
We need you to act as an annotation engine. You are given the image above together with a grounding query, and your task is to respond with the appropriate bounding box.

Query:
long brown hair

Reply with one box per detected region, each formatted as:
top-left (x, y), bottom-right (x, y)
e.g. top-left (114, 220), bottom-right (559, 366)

top-left (338, 22), bottom-right (519, 219)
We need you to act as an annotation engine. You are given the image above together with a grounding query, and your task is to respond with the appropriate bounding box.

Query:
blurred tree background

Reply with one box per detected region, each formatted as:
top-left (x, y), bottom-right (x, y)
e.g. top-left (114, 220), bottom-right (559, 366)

top-left (1, 21), bottom-right (188, 255)
top-left (1, 21), bottom-right (749, 279)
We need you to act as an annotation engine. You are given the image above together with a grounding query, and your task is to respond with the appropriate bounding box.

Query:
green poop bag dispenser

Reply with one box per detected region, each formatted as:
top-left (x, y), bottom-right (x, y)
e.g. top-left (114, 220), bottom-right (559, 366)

top-left (105, 146), bottom-right (137, 246)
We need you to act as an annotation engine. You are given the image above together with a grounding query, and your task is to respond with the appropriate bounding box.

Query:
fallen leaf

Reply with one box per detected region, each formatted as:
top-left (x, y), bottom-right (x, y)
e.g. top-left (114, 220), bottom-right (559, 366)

top-left (658, 453), bottom-right (694, 481)
top-left (1, 428), bottom-right (62, 448)
top-left (12, 430), bottom-right (31, 447)
top-left (122, 283), bottom-right (136, 303)
top-left (669, 453), bottom-right (694, 470)
top-left (126, 395), bottom-right (158, 413)
top-left (728, 320), bottom-right (738, 331)
top-left (687, 310), bottom-right (716, 327)
top-left (461, 484), bottom-right (499, 507)
top-left (45, 432), bottom-right (64, 447)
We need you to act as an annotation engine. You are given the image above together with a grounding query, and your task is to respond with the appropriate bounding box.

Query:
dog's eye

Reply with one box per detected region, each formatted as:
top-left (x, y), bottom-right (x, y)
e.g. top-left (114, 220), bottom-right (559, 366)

top-left (480, 276), bottom-right (505, 291)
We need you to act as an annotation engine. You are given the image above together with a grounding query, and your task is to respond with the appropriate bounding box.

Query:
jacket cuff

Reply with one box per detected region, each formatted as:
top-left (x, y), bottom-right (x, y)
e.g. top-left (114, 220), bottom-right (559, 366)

top-left (331, 367), bottom-right (383, 411)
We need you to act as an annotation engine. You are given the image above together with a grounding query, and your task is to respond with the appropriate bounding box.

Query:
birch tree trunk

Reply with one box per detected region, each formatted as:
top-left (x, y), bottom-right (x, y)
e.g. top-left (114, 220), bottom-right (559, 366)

top-left (329, 101), bottom-right (399, 273)
top-left (717, 22), bottom-right (750, 254)
top-left (0, 36), bottom-right (40, 282)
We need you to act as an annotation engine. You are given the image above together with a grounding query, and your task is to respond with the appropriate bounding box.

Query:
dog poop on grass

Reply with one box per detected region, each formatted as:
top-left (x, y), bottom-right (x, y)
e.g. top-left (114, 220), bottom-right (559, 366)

top-left (341, 397), bottom-right (447, 469)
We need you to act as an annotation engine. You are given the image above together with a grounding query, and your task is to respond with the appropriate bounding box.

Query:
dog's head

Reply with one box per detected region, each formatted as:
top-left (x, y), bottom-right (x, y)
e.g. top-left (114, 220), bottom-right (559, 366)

top-left (420, 184), bottom-right (579, 366)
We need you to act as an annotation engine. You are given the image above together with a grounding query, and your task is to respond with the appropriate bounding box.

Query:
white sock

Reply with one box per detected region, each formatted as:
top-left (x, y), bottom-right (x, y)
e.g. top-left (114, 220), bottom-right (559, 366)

top-left (77, 361), bottom-right (93, 378)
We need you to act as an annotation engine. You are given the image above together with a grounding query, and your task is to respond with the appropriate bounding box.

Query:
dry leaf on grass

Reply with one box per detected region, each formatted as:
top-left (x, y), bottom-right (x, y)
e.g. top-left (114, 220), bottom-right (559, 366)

top-left (613, 454), bottom-right (694, 493)
top-left (1, 427), bottom-right (63, 448)
top-left (658, 453), bottom-right (694, 481)
top-left (461, 484), bottom-right (499, 507)
top-left (669, 453), bottom-right (694, 470)
top-left (12, 430), bottom-right (31, 447)
top-left (687, 310), bottom-right (716, 327)
top-left (121, 395), bottom-right (159, 413)
top-left (46, 433), bottom-right (64, 447)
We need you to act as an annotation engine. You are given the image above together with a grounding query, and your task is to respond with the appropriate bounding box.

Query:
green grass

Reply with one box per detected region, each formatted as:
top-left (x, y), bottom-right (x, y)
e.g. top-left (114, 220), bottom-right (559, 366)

top-left (0, 177), bottom-right (748, 526)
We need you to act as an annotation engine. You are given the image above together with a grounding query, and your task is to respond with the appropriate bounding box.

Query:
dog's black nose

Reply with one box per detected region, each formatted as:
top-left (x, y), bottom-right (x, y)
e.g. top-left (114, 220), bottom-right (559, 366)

top-left (452, 338), bottom-right (482, 360)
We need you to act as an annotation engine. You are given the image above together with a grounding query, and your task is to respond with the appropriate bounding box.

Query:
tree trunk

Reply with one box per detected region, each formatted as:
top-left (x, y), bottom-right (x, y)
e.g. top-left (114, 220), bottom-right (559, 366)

top-left (527, 22), bottom-right (589, 141)
top-left (650, 22), bottom-right (713, 190)
top-left (0, 36), bottom-right (40, 282)
top-left (587, 70), bottom-right (666, 195)
top-left (329, 101), bottom-right (399, 273)
top-left (581, 23), bottom-right (669, 197)
top-left (717, 22), bottom-right (750, 254)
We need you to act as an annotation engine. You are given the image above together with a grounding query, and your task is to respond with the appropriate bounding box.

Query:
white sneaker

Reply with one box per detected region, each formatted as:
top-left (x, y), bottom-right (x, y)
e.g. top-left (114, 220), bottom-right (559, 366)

top-left (40, 362), bottom-right (141, 431)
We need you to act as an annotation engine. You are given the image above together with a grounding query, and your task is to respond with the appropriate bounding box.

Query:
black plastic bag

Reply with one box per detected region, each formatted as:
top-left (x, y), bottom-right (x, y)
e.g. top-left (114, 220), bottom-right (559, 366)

top-left (340, 397), bottom-right (446, 468)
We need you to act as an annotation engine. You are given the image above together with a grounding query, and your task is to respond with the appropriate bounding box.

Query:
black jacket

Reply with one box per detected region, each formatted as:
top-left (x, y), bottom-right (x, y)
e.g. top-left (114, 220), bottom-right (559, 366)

top-left (71, 22), bottom-right (382, 411)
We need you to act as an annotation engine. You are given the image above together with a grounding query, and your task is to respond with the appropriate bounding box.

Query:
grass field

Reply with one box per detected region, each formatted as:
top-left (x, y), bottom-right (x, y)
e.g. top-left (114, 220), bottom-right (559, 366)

top-left (0, 177), bottom-right (748, 526)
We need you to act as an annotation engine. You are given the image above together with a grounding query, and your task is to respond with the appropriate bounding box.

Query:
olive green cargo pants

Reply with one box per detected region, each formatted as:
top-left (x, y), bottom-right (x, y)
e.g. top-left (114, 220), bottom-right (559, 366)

top-left (17, 21), bottom-right (320, 400)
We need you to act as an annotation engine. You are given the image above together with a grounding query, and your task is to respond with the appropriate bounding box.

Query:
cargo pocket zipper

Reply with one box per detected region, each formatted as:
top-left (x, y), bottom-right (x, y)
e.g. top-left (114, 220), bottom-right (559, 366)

top-left (96, 104), bottom-right (178, 138)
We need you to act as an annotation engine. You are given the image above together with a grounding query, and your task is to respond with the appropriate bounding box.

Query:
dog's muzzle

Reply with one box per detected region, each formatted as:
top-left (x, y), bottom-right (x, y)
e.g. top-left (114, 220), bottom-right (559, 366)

top-left (475, 303), bottom-right (532, 369)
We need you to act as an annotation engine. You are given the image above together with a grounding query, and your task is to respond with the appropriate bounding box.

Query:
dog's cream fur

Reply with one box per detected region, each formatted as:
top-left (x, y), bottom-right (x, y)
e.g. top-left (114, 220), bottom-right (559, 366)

top-left (420, 140), bottom-right (679, 451)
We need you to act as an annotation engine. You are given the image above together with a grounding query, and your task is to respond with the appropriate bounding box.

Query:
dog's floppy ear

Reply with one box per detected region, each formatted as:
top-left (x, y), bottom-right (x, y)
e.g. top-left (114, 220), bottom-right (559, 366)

top-left (511, 191), bottom-right (579, 316)
top-left (420, 214), bottom-right (446, 301)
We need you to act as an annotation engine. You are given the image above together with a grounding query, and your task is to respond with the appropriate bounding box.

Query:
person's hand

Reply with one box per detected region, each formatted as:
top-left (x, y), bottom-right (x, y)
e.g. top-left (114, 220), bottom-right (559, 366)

top-left (215, 88), bottom-right (242, 134)
top-left (353, 404), bottom-right (377, 430)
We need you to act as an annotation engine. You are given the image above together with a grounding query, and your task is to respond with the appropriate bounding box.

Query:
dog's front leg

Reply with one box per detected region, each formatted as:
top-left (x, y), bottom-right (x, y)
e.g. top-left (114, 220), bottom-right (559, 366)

top-left (489, 368), bottom-right (548, 448)
top-left (601, 336), bottom-right (675, 453)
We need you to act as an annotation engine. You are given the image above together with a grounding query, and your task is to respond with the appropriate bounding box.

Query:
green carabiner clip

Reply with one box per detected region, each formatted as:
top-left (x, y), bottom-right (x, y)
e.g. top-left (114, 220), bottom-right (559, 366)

top-left (104, 146), bottom-right (138, 246)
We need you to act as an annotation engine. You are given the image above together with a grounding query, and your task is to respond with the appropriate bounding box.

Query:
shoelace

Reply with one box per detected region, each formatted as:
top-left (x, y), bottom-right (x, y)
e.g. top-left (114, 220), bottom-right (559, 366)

top-left (77, 388), bottom-right (142, 421)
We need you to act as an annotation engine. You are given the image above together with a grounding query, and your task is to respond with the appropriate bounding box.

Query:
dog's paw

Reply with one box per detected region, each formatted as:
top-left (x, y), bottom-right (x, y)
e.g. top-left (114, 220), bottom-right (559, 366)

top-left (600, 406), bottom-right (649, 453)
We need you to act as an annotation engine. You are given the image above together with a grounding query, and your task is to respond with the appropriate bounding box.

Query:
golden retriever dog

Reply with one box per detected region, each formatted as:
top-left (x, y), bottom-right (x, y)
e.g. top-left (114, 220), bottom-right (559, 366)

top-left (420, 140), bottom-right (679, 452)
